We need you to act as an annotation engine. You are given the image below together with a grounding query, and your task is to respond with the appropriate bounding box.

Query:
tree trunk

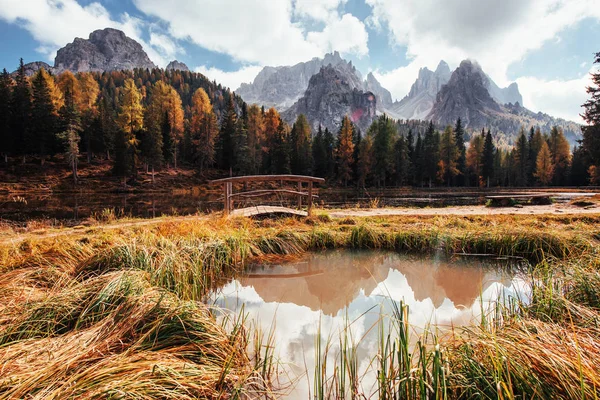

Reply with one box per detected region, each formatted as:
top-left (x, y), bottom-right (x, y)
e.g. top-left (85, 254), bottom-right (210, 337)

top-left (152, 165), bottom-right (155, 184)
top-left (106, 150), bottom-right (111, 161)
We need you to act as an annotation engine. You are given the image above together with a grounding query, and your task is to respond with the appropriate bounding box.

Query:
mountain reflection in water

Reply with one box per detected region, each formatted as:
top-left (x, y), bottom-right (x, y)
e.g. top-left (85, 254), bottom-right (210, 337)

top-left (211, 250), bottom-right (527, 399)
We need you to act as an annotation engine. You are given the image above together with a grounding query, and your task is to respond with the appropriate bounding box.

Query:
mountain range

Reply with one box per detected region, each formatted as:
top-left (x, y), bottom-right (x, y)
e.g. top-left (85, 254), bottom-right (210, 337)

top-left (14, 28), bottom-right (581, 145)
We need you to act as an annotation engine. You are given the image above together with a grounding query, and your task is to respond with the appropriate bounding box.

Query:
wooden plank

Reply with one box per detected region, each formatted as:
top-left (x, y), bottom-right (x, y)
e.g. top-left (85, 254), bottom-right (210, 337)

top-left (228, 189), bottom-right (318, 199)
top-left (230, 206), bottom-right (308, 218)
top-left (308, 181), bottom-right (313, 216)
top-left (485, 194), bottom-right (552, 199)
top-left (223, 183), bottom-right (229, 215)
top-left (211, 174), bottom-right (325, 184)
top-left (297, 182), bottom-right (302, 208)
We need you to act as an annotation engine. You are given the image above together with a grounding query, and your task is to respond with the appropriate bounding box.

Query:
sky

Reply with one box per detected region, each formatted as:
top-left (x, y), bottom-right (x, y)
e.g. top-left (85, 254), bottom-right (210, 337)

top-left (0, 0), bottom-right (598, 123)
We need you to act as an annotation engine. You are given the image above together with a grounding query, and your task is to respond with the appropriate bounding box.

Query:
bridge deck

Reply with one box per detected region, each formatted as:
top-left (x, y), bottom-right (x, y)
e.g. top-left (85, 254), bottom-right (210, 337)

top-left (230, 206), bottom-right (308, 218)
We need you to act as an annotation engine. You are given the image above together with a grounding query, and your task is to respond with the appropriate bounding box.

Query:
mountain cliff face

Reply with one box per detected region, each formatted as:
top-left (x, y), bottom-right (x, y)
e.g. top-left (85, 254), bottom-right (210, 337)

top-left (282, 65), bottom-right (377, 134)
top-left (486, 78), bottom-right (523, 105)
top-left (54, 28), bottom-right (156, 73)
top-left (236, 51), bottom-right (353, 110)
top-left (390, 61), bottom-right (452, 120)
top-left (365, 72), bottom-right (394, 109)
top-left (428, 60), bottom-right (580, 144)
top-left (166, 60), bottom-right (189, 72)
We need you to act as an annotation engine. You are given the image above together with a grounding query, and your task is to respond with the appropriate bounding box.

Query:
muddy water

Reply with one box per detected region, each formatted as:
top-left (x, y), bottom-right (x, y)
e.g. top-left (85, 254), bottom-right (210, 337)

top-left (211, 250), bottom-right (529, 399)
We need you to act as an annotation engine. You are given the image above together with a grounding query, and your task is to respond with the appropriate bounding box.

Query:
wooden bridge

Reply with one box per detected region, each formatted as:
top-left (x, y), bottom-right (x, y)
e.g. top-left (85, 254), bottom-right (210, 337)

top-left (211, 175), bottom-right (325, 217)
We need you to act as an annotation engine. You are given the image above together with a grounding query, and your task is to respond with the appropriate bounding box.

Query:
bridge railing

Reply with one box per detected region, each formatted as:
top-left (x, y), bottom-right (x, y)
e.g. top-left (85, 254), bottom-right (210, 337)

top-left (210, 175), bottom-right (326, 216)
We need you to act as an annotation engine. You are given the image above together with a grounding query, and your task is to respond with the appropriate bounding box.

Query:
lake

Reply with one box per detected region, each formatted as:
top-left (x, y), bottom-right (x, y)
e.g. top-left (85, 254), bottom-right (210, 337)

top-left (210, 250), bottom-right (529, 399)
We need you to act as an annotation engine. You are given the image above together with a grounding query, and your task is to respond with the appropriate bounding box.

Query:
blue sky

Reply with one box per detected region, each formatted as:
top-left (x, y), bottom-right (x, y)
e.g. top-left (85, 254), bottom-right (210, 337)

top-left (0, 0), bottom-right (598, 123)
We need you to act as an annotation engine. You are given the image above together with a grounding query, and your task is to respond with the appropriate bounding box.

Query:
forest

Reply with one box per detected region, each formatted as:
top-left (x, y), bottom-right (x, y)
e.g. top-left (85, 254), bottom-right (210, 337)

top-left (1, 57), bottom-right (599, 188)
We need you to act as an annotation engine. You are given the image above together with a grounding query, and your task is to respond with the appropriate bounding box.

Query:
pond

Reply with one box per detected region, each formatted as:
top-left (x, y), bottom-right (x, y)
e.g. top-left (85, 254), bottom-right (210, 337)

top-left (210, 250), bottom-right (529, 399)
top-left (1, 188), bottom-right (594, 222)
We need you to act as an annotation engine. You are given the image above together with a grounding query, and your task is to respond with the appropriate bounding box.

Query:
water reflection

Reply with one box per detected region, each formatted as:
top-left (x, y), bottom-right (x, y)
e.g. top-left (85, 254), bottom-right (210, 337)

top-left (211, 251), bottom-right (528, 399)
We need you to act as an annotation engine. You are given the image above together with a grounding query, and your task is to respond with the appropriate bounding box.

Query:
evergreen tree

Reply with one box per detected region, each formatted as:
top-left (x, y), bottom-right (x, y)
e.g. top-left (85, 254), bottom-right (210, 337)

top-left (372, 115), bottom-right (396, 187)
top-left (290, 114), bottom-right (312, 175)
top-left (336, 115), bottom-right (355, 186)
top-left (323, 127), bottom-right (336, 179)
top-left (534, 141), bottom-right (554, 186)
top-left (0, 69), bottom-right (11, 162)
top-left (414, 133), bottom-right (424, 186)
top-left (10, 58), bottom-right (32, 158)
top-left (581, 51), bottom-right (600, 184)
top-left (233, 116), bottom-right (249, 173)
top-left (77, 73), bottom-right (100, 163)
top-left (352, 126), bottom-right (362, 185)
top-left (422, 121), bottom-right (440, 187)
top-left (438, 125), bottom-right (459, 186)
top-left (570, 145), bottom-right (589, 186)
top-left (482, 131), bottom-right (495, 187)
top-left (312, 125), bottom-right (327, 178)
top-left (513, 129), bottom-right (529, 186)
top-left (96, 92), bottom-right (118, 160)
top-left (358, 133), bottom-right (374, 188)
top-left (454, 118), bottom-right (467, 186)
top-left (218, 97), bottom-right (237, 171)
top-left (57, 87), bottom-right (82, 184)
top-left (270, 117), bottom-right (290, 174)
top-left (31, 69), bottom-right (59, 160)
top-left (393, 135), bottom-right (410, 186)
top-left (406, 129), bottom-right (415, 185)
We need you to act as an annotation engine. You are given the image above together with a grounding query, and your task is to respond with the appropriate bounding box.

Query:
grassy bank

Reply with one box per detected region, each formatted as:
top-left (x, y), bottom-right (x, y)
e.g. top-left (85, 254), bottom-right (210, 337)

top-left (1, 212), bottom-right (599, 398)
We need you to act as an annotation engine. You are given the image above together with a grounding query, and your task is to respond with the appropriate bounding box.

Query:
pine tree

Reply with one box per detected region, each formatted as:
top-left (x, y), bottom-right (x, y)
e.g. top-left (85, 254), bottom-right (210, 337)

top-left (262, 107), bottom-right (280, 173)
top-left (482, 131), bottom-right (495, 187)
top-left (77, 72), bottom-right (100, 162)
top-left (323, 127), bottom-right (336, 179)
top-left (270, 118), bottom-right (290, 174)
top-left (290, 114), bottom-right (312, 175)
top-left (0, 69), bottom-right (11, 162)
top-left (373, 115), bottom-right (396, 187)
top-left (31, 69), bottom-right (59, 161)
top-left (406, 129), bottom-right (415, 185)
top-left (393, 135), bottom-right (410, 186)
top-left (358, 133), bottom-right (373, 188)
top-left (454, 118), bottom-right (467, 186)
top-left (233, 116), bottom-right (249, 173)
top-left (422, 121), bottom-right (440, 187)
top-left (312, 125), bottom-right (326, 178)
top-left (97, 92), bottom-right (118, 160)
top-left (528, 127), bottom-right (543, 183)
top-left (10, 58), bottom-right (32, 158)
top-left (336, 115), bottom-right (355, 186)
top-left (116, 79), bottom-right (143, 179)
top-left (218, 96), bottom-right (237, 172)
top-left (438, 125), bottom-right (459, 186)
top-left (570, 145), bottom-right (589, 186)
top-left (582, 51), bottom-right (600, 184)
top-left (513, 129), bottom-right (529, 186)
top-left (57, 87), bottom-right (82, 184)
top-left (414, 133), bottom-right (424, 186)
top-left (535, 141), bottom-right (554, 186)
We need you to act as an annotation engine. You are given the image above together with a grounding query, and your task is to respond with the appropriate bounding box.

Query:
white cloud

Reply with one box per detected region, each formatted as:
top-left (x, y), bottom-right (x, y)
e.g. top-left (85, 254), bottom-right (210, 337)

top-left (293, 0), bottom-right (347, 22)
top-left (149, 32), bottom-right (184, 60)
top-left (366, 0), bottom-right (600, 116)
top-left (194, 65), bottom-right (265, 91)
top-left (0, 0), bottom-right (172, 67)
top-left (516, 72), bottom-right (592, 123)
top-left (132, 0), bottom-right (369, 67)
top-left (307, 13), bottom-right (369, 57)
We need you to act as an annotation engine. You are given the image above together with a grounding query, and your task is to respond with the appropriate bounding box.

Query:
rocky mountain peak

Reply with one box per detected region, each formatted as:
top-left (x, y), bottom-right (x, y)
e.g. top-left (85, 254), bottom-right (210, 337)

top-left (282, 64), bottom-right (377, 134)
top-left (166, 60), bottom-right (190, 72)
top-left (54, 28), bottom-right (156, 73)
top-left (365, 72), bottom-right (393, 108)
top-left (435, 60), bottom-right (451, 75)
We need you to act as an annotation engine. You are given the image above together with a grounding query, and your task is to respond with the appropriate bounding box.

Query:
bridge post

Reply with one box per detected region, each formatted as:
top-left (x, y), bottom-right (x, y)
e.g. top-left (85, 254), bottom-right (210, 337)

top-left (223, 182), bottom-right (230, 215)
top-left (308, 181), bottom-right (313, 216)
top-left (297, 182), bottom-right (302, 208)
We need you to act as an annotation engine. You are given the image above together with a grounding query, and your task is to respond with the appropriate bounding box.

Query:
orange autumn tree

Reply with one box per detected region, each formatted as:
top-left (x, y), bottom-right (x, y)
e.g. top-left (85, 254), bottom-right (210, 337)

top-left (246, 104), bottom-right (265, 174)
top-left (190, 87), bottom-right (218, 172)
top-left (535, 141), bottom-right (554, 185)
top-left (337, 115), bottom-right (355, 186)
top-left (116, 78), bottom-right (144, 178)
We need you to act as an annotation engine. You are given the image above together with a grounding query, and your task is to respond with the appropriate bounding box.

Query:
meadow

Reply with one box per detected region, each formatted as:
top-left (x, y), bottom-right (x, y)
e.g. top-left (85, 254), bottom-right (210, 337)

top-left (1, 211), bottom-right (599, 399)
